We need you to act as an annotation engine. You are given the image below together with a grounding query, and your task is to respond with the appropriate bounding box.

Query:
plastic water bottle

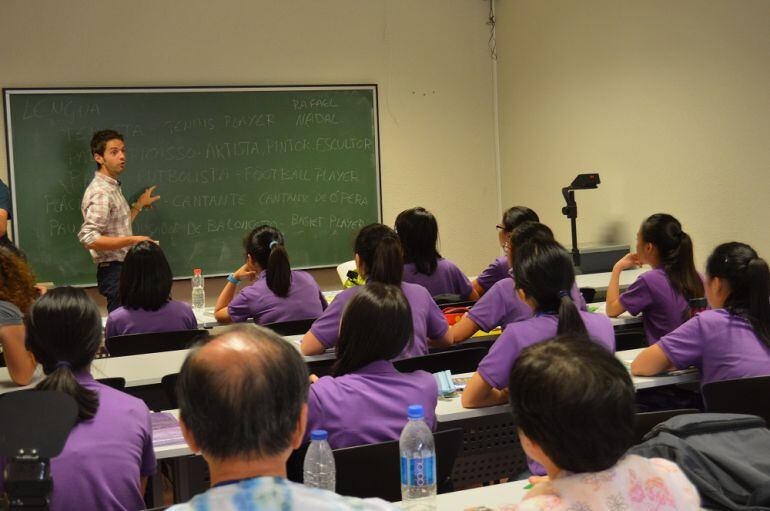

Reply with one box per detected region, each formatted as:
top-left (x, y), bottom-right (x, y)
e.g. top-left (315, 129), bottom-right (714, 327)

top-left (303, 429), bottom-right (336, 491)
top-left (191, 268), bottom-right (205, 313)
top-left (400, 405), bottom-right (436, 509)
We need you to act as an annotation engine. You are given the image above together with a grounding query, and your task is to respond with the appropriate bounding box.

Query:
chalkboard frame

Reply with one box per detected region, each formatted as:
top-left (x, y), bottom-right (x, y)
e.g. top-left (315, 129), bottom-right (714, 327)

top-left (3, 84), bottom-right (382, 284)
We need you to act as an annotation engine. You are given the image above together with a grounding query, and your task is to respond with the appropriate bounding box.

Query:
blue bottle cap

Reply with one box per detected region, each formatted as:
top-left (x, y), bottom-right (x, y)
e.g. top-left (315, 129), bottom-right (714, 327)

top-left (310, 429), bottom-right (328, 441)
top-left (407, 405), bottom-right (424, 419)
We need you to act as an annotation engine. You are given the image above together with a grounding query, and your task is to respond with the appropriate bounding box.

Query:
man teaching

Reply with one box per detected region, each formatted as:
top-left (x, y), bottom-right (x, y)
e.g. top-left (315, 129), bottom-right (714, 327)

top-left (78, 130), bottom-right (159, 311)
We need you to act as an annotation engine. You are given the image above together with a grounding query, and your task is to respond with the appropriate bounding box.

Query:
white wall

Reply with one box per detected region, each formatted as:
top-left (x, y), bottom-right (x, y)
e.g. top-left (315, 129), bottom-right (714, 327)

top-left (495, 0), bottom-right (770, 267)
top-left (0, 0), bottom-right (501, 306)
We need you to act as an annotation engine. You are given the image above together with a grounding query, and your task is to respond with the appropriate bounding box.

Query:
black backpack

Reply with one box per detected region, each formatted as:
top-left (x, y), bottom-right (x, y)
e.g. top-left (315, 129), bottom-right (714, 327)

top-left (628, 413), bottom-right (770, 510)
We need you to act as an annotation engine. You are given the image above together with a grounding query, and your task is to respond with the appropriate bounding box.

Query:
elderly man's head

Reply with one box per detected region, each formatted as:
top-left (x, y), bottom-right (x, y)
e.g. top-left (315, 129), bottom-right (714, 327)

top-left (177, 325), bottom-right (309, 461)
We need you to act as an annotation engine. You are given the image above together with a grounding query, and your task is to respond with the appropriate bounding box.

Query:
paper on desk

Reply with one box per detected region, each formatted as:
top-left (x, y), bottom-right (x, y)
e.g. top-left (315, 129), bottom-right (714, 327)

top-left (151, 412), bottom-right (185, 447)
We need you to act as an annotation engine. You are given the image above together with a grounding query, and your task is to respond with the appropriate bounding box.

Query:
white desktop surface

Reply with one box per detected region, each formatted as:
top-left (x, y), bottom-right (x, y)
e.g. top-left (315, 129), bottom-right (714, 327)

top-left (575, 267), bottom-right (646, 292)
top-left (398, 480), bottom-right (529, 510)
top-left (435, 349), bottom-right (699, 423)
top-left (590, 302), bottom-right (641, 327)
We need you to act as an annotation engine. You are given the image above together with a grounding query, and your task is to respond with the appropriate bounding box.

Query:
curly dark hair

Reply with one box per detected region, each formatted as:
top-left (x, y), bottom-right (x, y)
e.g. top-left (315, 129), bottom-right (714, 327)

top-left (0, 245), bottom-right (37, 313)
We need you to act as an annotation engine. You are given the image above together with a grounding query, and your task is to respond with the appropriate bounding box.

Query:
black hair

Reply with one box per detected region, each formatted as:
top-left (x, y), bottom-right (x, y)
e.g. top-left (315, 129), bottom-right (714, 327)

top-left (177, 324), bottom-right (309, 459)
top-left (706, 242), bottom-right (770, 347)
top-left (354, 224), bottom-right (403, 286)
top-left (90, 129), bottom-right (124, 170)
top-left (333, 283), bottom-right (413, 376)
top-left (508, 336), bottom-right (635, 473)
top-left (244, 225), bottom-right (291, 297)
top-left (395, 207), bottom-right (441, 275)
top-left (24, 287), bottom-right (101, 421)
top-left (119, 241), bottom-right (172, 311)
top-left (508, 221), bottom-right (554, 265)
top-left (513, 238), bottom-right (588, 336)
top-left (640, 214), bottom-right (704, 305)
top-left (501, 206), bottom-right (539, 233)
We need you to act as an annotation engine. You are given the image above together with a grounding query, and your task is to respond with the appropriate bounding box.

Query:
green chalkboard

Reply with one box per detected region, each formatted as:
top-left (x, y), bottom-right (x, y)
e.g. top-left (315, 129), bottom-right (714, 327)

top-left (3, 86), bottom-right (381, 285)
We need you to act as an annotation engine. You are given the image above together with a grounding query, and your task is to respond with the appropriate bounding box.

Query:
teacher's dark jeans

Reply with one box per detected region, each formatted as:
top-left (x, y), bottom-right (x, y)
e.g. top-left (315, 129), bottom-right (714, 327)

top-left (97, 261), bottom-right (123, 312)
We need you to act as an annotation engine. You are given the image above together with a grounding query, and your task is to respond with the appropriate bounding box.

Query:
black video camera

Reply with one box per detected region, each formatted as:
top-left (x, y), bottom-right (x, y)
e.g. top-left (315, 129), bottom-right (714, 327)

top-left (0, 391), bottom-right (77, 511)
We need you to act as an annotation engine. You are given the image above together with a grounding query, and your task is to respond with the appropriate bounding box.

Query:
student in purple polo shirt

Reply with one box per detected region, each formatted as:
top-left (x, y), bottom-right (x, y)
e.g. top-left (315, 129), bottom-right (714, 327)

top-left (305, 283), bottom-right (438, 449)
top-left (463, 238), bottom-right (615, 409)
top-left (301, 224), bottom-right (452, 358)
top-left (606, 213), bottom-right (704, 345)
top-left (632, 242), bottom-right (770, 387)
top-left (0, 287), bottom-right (155, 511)
top-left (396, 207), bottom-right (478, 300)
top-left (105, 241), bottom-right (197, 337)
top-left (471, 206), bottom-right (539, 297)
top-left (214, 225), bottom-right (327, 325)
top-left (452, 222), bottom-right (587, 343)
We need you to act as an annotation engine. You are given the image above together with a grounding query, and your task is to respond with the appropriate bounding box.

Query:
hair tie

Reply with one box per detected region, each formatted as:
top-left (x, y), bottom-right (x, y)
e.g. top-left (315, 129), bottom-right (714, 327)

top-left (558, 290), bottom-right (570, 299)
top-left (55, 361), bottom-right (72, 370)
top-left (269, 240), bottom-right (279, 250)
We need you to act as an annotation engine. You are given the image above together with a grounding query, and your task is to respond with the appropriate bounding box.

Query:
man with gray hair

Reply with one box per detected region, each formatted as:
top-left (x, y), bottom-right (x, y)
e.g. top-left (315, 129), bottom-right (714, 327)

top-left (167, 324), bottom-right (396, 510)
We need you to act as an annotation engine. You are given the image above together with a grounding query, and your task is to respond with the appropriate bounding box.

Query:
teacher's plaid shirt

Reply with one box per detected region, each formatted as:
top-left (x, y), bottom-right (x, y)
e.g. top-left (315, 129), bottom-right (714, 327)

top-left (78, 172), bottom-right (132, 264)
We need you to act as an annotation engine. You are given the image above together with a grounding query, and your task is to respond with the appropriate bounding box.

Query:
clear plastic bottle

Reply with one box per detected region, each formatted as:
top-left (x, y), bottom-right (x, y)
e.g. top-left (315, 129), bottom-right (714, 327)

top-left (303, 429), bottom-right (336, 491)
top-left (191, 268), bottom-right (205, 313)
top-left (400, 404), bottom-right (437, 509)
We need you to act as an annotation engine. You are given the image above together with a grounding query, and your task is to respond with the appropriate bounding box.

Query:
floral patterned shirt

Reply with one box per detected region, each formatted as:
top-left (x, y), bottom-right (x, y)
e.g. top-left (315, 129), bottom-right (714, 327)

top-left (501, 455), bottom-right (700, 511)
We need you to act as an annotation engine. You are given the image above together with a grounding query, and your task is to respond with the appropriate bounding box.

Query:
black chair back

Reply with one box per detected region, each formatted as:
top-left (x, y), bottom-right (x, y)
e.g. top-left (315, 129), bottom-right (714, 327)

top-left (393, 348), bottom-right (487, 375)
top-left (286, 428), bottom-right (463, 501)
top-left (579, 287), bottom-right (597, 303)
top-left (633, 408), bottom-right (699, 444)
top-left (307, 358), bottom-right (336, 378)
top-left (97, 377), bottom-right (126, 391)
top-left (702, 375), bottom-right (770, 424)
top-left (263, 318), bottom-right (317, 336)
top-left (615, 329), bottom-right (648, 351)
top-left (161, 373), bottom-right (179, 409)
top-left (105, 329), bottom-right (209, 357)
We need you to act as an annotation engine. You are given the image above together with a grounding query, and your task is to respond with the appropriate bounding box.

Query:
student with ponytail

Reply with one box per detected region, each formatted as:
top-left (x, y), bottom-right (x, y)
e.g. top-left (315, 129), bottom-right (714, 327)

top-left (396, 207), bottom-right (477, 300)
top-left (632, 242), bottom-right (770, 386)
top-left (0, 287), bottom-right (155, 511)
top-left (451, 222), bottom-right (587, 342)
top-left (606, 213), bottom-right (704, 345)
top-left (472, 206), bottom-right (539, 297)
top-left (463, 238), bottom-right (615, 410)
top-left (301, 223), bottom-right (452, 358)
top-left (214, 225), bottom-right (327, 325)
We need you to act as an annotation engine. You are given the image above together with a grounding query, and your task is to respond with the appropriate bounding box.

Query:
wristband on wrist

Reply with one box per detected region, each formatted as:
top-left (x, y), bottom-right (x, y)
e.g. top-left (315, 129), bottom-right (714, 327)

top-left (227, 274), bottom-right (240, 285)
top-left (131, 204), bottom-right (142, 213)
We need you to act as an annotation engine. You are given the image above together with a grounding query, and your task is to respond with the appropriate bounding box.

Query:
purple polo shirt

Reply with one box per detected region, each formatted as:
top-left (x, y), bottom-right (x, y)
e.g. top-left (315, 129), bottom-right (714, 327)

top-left (309, 281), bottom-right (449, 359)
top-left (468, 278), bottom-right (588, 332)
top-left (228, 270), bottom-right (327, 325)
top-left (475, 256), bottom-right (509, 292)
top-left (658, 309), bottom-right (770, 388)
top-left (0, 373), bottom-right (156, 511)
top-left (105, 299), bottom-right (197, 337)
top-left (305, 360), bottom-right (438, 449)
top-left (477, 311), bottom-right (615, 390)
top-left (619, 268), bottom-right (691, 345)
top-left (402, 258), bottom-right (473, 298)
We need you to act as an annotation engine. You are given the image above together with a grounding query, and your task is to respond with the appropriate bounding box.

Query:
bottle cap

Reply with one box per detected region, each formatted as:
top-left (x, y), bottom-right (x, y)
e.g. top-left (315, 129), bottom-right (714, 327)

top-left (310, 429), bottom-right (328, 441)
top-left (407, 404), bottom-right (424, 419)
top-left (193, 268), bottom-right (202, 275)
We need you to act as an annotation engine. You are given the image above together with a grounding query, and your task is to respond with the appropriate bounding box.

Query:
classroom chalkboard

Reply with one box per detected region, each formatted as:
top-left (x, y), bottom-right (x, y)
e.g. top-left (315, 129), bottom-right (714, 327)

top-left (3, 85), bottom-right (381, 285)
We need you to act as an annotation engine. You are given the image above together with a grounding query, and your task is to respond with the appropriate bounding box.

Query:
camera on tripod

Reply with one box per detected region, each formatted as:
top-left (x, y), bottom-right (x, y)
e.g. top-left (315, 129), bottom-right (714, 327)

top-left (0, 391), bottom-right (77, 511)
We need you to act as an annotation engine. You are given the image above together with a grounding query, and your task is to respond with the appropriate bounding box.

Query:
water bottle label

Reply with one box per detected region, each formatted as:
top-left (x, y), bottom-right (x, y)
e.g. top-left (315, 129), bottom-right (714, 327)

top-left (400, 455), bottom-right (435, 486)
